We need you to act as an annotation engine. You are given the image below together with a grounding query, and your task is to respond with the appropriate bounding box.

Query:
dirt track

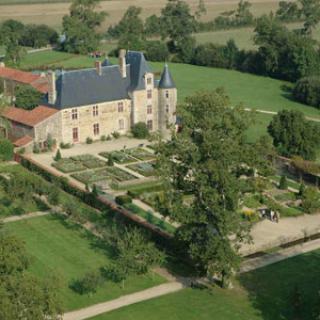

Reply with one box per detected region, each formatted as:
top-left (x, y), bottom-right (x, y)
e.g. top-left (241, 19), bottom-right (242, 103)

top-left (0, 0), bottom-right (282, 29)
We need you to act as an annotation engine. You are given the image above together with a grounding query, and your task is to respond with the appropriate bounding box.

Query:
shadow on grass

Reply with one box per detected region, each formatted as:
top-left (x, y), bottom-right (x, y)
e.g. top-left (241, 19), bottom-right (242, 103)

top-left (239, 251), bottom-right (320, 320)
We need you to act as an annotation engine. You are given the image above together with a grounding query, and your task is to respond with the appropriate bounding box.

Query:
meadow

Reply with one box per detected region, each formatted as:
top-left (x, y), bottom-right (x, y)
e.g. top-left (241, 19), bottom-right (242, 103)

top-left (3, 215), bottom-right (165, 311)
top-left (89, 249), bottom-right (320, 320)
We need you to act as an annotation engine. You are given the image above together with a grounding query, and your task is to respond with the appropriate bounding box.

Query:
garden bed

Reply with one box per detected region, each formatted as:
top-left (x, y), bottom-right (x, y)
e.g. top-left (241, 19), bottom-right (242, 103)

top-left (127, 148), bottom-right (156, 161)
top-left (52, 158), bottom-right (86, 173)
top-left (99, 150), bottom-right (137, 164)
top-left (72, 166), bottom-right (138, 184)
top-left (127, 161), bottom-right (157, 177)
top-left (71, 154), bottom-right (107, 169)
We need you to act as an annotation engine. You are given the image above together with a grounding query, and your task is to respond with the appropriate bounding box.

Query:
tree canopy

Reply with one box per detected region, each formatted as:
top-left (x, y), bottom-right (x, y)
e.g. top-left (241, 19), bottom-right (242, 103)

top-left (156, 89), bottom-right (272, 287)
top-left (268, 110), bottom-right (320, 160)
top-left (62, 0), bottom-right (107, 54)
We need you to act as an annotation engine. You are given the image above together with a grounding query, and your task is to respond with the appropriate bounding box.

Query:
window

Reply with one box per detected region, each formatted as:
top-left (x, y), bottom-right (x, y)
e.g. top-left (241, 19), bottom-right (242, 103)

top-left (166, 104), bottom-right (169, 113)
top-left (147, 120), bottom-right (153, 130)
top-left (147, 90), bottom-right (152, 99)
top-left (119, 119), bottom-right (124, 130)
top-left (118, 102), bottom-right (124, 112)
top-left (93, 105), bottom-right (99, 117)
top-left (71, 108), bottom-right (78, 120)
top-left (72, 128), bottom-right (79, 142)
top-left (165, 90), bottom-right (169, 98)
top-left (147, 105), bottom-right (152, 114)
top-left (147, 77), bottom-right (152, 85)
top-left (93, 123), bottom-right (99, 136)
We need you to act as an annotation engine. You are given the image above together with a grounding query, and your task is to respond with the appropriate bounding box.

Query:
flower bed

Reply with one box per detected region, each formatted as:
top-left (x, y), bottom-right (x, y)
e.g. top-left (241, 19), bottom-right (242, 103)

top-left (71, 154), bottom-right (106, 169)
top-left (52, 158), bottom-right (86, 173)
top-left (99, 151), bottom-right (137, 164)
top-left (127, 161), bottom-right (157, 177)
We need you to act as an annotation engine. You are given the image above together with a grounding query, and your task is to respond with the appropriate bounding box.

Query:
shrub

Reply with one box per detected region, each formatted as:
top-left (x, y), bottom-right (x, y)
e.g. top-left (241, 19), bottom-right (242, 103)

top-left (106, 135), bottom-right (112, 141)
top-left (70, 270), bottom-right (103, 295)
top-left (101, 135), bottom-right (107, 141)
top-left (54, 149), bottom-right (62, 161)
top-left (293, 76), bottom-right (320, 108)
top-left (107, 155), bottom-right (114, 166)
top-left (302, 187), bottom-right (320, 213)
top-left (131, 122), bottom-right (149, 139)
top-left (86, 137), bottom-right (93, 144)
top-left (60, 142), bottom-right (72, 149)
top-left (144, 41), bottom-right (169, 62)
top-left (48, 186), bottom-right (60, 205)
top-left (0, 138), bottom-right (13, 161)
top-left (279, 176), bottom-right (288, 190)
top-left (112, 131), bottom-right (120, 139)
top-left (115, 195), bottom-right (132, 205)
top-left (33, 143), bottom-right (40, 154)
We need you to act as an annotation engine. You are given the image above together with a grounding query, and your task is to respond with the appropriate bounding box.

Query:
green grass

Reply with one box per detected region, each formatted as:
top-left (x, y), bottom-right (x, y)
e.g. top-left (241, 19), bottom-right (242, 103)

top-left (3, 215), bottom-right (165, 312)
top-left (90, 249), bottom-right (320, 320)
top-left (270, 175), bottom-right (301, 190)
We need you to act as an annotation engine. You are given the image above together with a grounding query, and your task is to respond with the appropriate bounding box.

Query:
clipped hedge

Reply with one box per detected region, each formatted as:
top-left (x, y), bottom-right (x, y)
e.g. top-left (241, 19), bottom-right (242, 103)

top-left (115, 195), bottom-right (132, 205)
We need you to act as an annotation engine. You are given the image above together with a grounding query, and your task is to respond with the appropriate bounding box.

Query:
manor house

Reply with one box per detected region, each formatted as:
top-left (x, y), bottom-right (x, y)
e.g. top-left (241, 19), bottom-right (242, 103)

top-left (0, 50), bottom-right (177, 149)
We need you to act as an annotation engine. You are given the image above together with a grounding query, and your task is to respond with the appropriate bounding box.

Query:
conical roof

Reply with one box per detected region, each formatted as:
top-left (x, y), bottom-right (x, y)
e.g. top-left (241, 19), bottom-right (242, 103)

top-left (159, 64), bottom-right (175, 89)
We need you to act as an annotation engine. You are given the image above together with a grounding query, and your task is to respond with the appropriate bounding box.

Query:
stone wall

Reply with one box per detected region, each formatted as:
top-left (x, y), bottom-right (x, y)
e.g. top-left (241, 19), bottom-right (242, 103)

top-left (8, 121), bottom-right (34, 140)
top-left (60, 99), bottom-right (132, 144)
top-left (34, 111), bottom-right (62, 144)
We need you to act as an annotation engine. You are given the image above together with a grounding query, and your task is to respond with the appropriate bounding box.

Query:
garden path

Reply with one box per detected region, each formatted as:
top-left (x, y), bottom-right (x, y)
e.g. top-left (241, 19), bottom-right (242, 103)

top-left (240, 212), bottom-right (320, 256)
top-left (240, 237), bottom-right (320, 273)
top-left (1, 211), bottom-right (50, 223)
top-left (63, 282), bottom-right (186, 320)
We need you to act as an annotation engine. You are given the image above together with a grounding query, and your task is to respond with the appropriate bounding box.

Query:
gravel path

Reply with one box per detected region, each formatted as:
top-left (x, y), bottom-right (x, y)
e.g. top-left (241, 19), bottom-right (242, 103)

top-left (63, 282), bottom-right (185, 320)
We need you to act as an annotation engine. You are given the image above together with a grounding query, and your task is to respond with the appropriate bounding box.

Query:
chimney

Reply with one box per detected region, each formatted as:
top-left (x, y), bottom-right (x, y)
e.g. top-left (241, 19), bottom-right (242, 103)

top-left (95, 60), bottom-right (102, 76)
top-left (47, 70), bottom-right (56, 105)
top-left (119, 49), bottom-right (127, 78)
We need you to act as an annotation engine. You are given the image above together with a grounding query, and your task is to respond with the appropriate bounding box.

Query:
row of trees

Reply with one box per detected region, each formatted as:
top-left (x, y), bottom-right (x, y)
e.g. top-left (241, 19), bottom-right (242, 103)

top-left (0, 19), bottom-right (58, 64)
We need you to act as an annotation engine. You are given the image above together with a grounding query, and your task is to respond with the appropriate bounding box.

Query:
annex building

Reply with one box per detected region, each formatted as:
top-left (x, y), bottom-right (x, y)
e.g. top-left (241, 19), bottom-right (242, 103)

top-left (0, 50), bottom-right (177, 149)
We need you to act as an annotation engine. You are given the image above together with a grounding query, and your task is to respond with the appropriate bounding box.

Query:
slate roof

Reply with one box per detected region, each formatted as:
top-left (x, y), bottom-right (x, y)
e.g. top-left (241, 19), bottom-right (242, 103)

top-left (3, 106), bottom-right (58, 127)
top-left (0, 66), bottom-right (49, 93)
top-left (46, 51), bottom-right (154, 109)
top-left (159, 64), bottom-right (175, 89)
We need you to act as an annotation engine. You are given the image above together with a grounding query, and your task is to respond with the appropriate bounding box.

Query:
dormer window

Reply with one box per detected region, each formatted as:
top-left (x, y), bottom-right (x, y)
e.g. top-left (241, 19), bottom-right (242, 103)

top-left (71, 108), bottom-right (78, 120)
top-left (93, 105), bottom-right (99, 117)
top-left (118, 102), bottom-right (124, 112)
top-left (147, 77), bottom-right (152, 85)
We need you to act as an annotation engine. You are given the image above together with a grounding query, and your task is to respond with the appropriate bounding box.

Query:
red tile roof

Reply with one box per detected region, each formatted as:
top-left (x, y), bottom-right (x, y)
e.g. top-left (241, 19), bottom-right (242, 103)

top-left (3, 106), bottom-right (58, 127)
top-left (13, 135), bottom-right (33, 147)
top-left (0, 66), bottom-right (48, 93)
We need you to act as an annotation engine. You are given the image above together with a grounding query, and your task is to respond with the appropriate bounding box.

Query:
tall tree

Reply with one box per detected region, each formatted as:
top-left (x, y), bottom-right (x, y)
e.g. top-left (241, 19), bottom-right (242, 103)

top-left (116, 6), bottom-right (145, 50)
top-left (0, 19), bottom-right (26, 64)
top-left (156, 89), bottom-right (268, 287)
top-left (62, 0), bottom-right (107, 54)
top-left (299, 0), bottom-right (320, 34)
top-left (160, 0), bottom-right (196, 43)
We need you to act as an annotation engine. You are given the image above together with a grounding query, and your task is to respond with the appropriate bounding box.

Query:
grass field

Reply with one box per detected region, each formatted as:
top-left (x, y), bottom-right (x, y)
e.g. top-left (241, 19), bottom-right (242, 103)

top-left (89, 249), bottom-right (320, 320)
top-left (3, 215), bottom-right (165, 312)
top-left (16, 49), bottom-right (320, 119)
top-left (0, 0), bottom-right (281, 30)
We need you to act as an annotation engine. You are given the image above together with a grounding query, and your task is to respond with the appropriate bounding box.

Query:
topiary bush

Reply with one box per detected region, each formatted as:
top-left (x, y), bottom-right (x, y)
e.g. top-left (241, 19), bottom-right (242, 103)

top-left (86, 137), bottom-right (93, 144)
top-left (279, 176), bottom-right (288, 190)
top-left (0, 138), bottom-right (13, 161)
top-left (131, 122), bottom-right (149, 139)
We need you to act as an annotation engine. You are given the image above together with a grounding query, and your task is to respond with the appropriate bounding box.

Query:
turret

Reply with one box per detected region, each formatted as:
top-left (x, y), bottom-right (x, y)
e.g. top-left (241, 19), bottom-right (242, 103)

top-left (158, 64), bottom-right (177, 132)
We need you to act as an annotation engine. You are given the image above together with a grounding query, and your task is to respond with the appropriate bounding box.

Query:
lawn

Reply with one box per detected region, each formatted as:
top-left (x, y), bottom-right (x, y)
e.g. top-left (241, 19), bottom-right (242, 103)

top-left (3, 215), bottom-right (165, 312)
top-left (89, 249), bottom-right (320, 320)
